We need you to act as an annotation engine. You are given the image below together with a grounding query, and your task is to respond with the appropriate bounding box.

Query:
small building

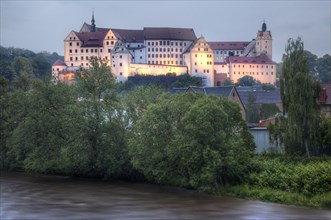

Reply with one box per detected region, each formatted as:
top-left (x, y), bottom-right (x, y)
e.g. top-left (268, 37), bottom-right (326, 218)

top-left (173, 86), bottom-right (246, 119)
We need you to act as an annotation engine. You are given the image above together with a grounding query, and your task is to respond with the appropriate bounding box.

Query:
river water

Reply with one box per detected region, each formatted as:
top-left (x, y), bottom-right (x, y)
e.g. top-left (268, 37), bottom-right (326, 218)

top-left (1, 171), bottom-right (330, 220)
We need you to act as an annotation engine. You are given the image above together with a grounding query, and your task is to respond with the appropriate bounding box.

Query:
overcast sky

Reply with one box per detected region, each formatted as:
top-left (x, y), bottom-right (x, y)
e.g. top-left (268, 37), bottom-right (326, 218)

top-left (1, 0), bottom-right (330, 62)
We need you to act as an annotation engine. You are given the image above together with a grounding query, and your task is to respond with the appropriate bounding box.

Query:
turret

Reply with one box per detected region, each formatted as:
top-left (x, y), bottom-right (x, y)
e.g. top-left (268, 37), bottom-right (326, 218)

top-left (255, 20), bottom-right (272, 59)
top-left (91, 11), bottom-right (96, 32)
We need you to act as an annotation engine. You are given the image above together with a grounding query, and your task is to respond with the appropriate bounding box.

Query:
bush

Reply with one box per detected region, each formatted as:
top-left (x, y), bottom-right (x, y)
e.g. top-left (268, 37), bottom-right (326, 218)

top-left (128, 94), bottom-right (255, 192)
top-left (249, 157), bottom-right (331, 196)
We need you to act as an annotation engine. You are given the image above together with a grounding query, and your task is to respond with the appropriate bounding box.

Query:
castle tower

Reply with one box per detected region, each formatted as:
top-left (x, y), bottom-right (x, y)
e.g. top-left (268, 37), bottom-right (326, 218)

top-left (91, 11), bottom-right (96, 32)
top-left (255, 20), bottom-right (272, 59)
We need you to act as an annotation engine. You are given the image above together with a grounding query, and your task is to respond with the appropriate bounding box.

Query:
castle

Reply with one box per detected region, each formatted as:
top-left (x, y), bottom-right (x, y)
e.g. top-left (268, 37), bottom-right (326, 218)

top-left (52, 14), bottom-right (276, 86)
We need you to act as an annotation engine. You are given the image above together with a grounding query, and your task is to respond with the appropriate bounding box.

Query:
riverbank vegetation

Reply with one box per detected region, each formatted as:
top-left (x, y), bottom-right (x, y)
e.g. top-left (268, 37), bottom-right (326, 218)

top-left (1, 41), bottom-right (331, 209)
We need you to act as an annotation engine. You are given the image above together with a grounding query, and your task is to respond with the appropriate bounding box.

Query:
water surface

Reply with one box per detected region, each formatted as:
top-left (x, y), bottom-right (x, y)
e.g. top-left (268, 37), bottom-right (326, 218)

top-left (1, 171), bottom-right (330, 220)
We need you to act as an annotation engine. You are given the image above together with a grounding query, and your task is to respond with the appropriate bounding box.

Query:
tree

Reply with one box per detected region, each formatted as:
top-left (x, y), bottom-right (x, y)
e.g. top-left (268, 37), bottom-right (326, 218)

top-left (223, 79), bottom-right (234, 86)
top-left (246, 93), bottom-right (260, 123)
top-left (317, 54), bottom-right (331, 83)
top-left (280, 38), bottom-right (321, 156)
top-left (235, 75), bottom-right (258, 86)
top-left (260, 103), bottom-right (280, 120)
top-left (72, 58), bottom-right (131, 178)
top-left (129, 94), bottom-right (255, 191)
top-left (261, 83), bottom-right (276, 91)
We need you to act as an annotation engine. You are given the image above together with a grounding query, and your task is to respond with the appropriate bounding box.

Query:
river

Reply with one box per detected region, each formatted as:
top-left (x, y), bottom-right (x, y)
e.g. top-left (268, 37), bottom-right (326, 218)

top-left (1, 171), bottom-right (330, 220)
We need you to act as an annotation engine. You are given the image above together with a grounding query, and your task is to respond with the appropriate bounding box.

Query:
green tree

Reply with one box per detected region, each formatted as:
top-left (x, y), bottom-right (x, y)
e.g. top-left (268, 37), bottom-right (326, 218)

top-left (123, 85), bottom-right (165, 126)
top-left (223, 79), bottom-right (234, 86)
top-left (246, 93), bottom-right (260, 123)
top-left (260, 103), bottom-right (280, 120)
top-left (129, 94), bottom-right (255, 191)
top-left (261, 83), bottom-right (276, 91)
top-left (72, 58), bottom-right (131, 178)
top-left (280, 38), bottom-right (321, 156)
top-left (235, 75), bottom-right (258, 86)
top-left (317, 54), bottom-right (331, 83)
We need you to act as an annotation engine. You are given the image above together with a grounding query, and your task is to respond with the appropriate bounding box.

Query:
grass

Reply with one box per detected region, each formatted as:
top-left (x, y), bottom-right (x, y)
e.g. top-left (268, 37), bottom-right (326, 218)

top-left (215, 184), bottom-right (331, 209)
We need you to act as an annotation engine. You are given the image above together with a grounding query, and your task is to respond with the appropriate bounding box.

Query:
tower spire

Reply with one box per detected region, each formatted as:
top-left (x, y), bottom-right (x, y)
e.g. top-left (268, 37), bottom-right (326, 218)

top-left (91, 10), bottom-right (96, 32)
top-left (262, 19), bottom-right (267, 32)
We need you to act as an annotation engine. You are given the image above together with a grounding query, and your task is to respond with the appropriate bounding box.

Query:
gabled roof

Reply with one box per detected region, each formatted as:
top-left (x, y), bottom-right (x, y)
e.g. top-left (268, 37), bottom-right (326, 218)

top-left (52, 59), bottom-right (67, 66)
top-left (238, 90), bottom-right (281, 105)
top-left (208, 41), bottom-right (250, 50)
top-left (228, 53), bottom-right (276, 65)
top-left (74, 31), bottom-right (107, 47)
top-left (173, 86), bottom-right (245, 110)
top-left (173, 86), bottom-right (235, 98)
top-left (321, 83), bottom-right (331, 105)
top-left (143, 27), bottom-right (197, 41)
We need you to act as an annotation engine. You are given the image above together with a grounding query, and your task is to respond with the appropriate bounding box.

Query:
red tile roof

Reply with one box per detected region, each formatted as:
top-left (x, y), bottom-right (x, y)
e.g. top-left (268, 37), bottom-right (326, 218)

top-left (321, 83), bottom-right (331, 105)
top-left (52, 59), bottom-right (67, 66)
top-left (208, 41), bottom-right (250, 50)
top-left (228, 53), bottom-right (276, 64)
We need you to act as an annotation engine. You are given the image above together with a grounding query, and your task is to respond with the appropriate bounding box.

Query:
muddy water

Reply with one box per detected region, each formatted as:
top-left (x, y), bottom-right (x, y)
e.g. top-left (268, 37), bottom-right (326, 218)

top-left (1, 171), bottom-right (330, 220)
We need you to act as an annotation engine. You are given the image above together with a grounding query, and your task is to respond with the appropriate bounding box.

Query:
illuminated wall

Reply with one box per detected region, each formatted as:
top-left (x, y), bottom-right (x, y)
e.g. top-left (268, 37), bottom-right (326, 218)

top-left (129, 63), bottom-right (188, 76)
top-left (229, 62), bottom-right (276, 84)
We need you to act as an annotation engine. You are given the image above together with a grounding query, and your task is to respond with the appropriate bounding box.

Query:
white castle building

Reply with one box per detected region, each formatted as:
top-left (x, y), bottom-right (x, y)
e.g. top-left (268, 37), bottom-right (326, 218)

top-left (52, 14), bottom-right (276, 87)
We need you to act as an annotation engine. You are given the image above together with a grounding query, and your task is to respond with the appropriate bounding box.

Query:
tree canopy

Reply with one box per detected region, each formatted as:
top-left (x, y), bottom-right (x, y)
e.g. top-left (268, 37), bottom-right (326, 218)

top-left (280, 37), bottom-right (321, 156)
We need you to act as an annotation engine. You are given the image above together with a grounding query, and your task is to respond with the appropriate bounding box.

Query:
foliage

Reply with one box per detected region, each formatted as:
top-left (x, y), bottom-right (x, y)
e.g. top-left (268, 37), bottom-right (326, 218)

top-left (261, 83), bottom-right (276, 91)
top-left (246, 93), bottom-right (260, 123)
top-left (123, 85), bottom-right (165, 126)
top-left (128, 94), bottom-right (255, 192)
top-left (248, 156), bottom-right (331, 197)
top-left (217, 185), bottom-right (331, 208)
top-left (319, 117), bottom-right (331, 155)
top-left (170, 74), bottom-right (202, 88)
top-left (260, 103), bottom-right (280, 120)
top-left (235, 76), bottom-right (259, 86)
top-left (317, 54), bottom-right (331, 83)
top-left (279, 37), bottom-right (321, 156)
top-left (0, 46), bottom-right (63, 81)
top-left (223, 79), bottom-right (234, 86)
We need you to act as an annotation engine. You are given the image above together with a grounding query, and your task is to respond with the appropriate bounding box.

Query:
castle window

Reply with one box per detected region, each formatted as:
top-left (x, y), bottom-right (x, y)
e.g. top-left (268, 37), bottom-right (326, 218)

top-left (107, 41), bottom-right (109, 45)
top-left (171, 61), bottom-right (173, 64)
top-left (113, 64), bottom-right (115, 67)
top-left (111, 41), bottom-right (114, 45)
top-left (266, 65), bottom-right (268, 68)
top-left (107, 36), bottom-right (110, 39)
top-left (70, 57), bottom-right (73, 61)
top-left (71, 63), bottom-right (73, 66)
top-left (73, 37), bottom-right (76, 40)
top-left (152, 54), bottom-right (154, 58)
top-left (176, 61), bottom-right (178, 65)
top-left (69, 37), bottom-right (72, 40)
top-left (148, 54), bottom-right (150, 58)
top-left (156, 61), bottom-right (158, 64)
top-left (184, 43), bottom-right (186, 46)
top-left (108, 49), bottom-right (111, 53)
top-left (86, 63), bottom-right (88, 66)
top-left (207, 69), bottom-right (209, 73)
top-left (86, 56), bottom-right (88, 60)
top-left (120, 55), bottom-right (122, 59)
top-left (75, 49), bottom-right (78, 53)
top-left (156, 48), bottom-right (158, 52)
top-left (180, 61), bottom-right (183, 65)
top-left (234, 71), bottom-right (236, 74)
top-left (81, 56), bottom-right (84, 60)
top-left (148, 61), bottom-right (150, 64)
top-left (86, 49), bottom-right (88, 53)
top-left (271, 72), bottom-right (274, 75)
top-left (156, 54), bottom-right (158, 58)
top-left (168, 61), bottom-right (170, 64)
top-left (81, 63), bottom-right (83, 66)
top-left (195, 54), bottom-right (197, 58)
top-left (160, 41), bottom-right (163, 46)
top-left (81, 49), bottom-right (83, 53)
top-left (95, 49), bottom-right (97, 52)
top-left (171, 48), bottom-right (173, 52)
top-left (195, 69), bottom-right (197, 73)
top-left (120, 72), bottom-right (123, 76)
top-left (75, 57), bottom-right (78, 61)
top-left (140, 56), bottom-right (142, 59)
top-left (120, 63), bottom-right (122, 67)
top-left (234, 65), bottom-right (236, 67)
top-left (69, 42), bottom-right (72, 46)
top-left (77, 42), bottom-right (79, 46)
top-left (257, 65), bottom-right (259, 68)
top-left (156, 42), bottom-right (158, 46)
top-left (171, 42), bottom-right (173, 46)
top-left (152, 42), bottom-right (154, 46)
top-left (69, 49), bottom-right (72, 53)
top-left (148, 42), bottom-right (150, 46)
top-left (152, 61), bottom-right (154, 64)
top-left (271, 66), bottom-right (274, 69)
top-left (152, 48), bottom-right (154, 52)
top-left (90, 49), bottom-right (93, 53)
